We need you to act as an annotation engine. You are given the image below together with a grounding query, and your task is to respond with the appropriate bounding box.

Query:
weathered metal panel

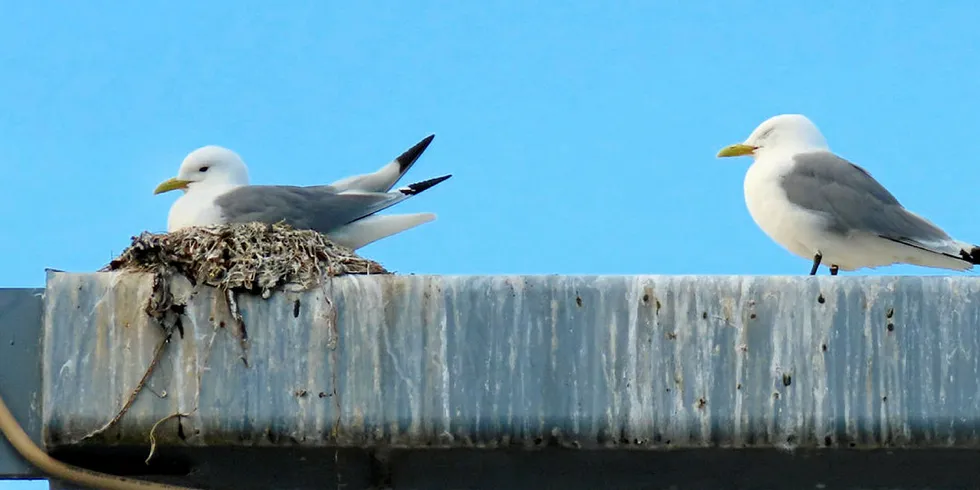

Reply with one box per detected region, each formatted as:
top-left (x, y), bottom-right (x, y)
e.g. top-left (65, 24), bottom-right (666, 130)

top-left (40, 272), bottom-right (980, 451)
top-left (0, 288), bottom-right (44, 478)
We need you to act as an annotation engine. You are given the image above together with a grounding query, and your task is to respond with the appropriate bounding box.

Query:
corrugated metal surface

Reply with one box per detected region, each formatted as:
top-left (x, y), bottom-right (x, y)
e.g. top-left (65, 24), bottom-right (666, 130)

top-left (41, 272), bottom-right (980, 451)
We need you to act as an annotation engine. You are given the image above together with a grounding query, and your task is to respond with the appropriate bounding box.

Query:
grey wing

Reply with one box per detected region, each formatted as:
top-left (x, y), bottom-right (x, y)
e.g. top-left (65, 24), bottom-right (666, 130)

top-left (214, 185), bottom-right (410, 234)
top-left (782, 151), bottom-right (952, 245)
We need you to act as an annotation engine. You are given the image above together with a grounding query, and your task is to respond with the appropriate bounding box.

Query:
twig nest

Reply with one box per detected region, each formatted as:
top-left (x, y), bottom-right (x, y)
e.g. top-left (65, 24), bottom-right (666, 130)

top-left (104, 222), bottom-right (389, 297)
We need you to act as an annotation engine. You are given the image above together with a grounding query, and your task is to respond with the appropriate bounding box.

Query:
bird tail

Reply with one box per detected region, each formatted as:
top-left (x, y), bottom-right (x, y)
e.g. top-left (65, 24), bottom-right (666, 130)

top-left (880, 236), bottom-right (977, 271)
top-left (328, 135), bottom-right (436, 193)
top-left (960, 245), bottom-right (980, 265)
top-left (398, 174), bottom-right (452, 195)
top-left (327, 213), bottom-right (437, 250)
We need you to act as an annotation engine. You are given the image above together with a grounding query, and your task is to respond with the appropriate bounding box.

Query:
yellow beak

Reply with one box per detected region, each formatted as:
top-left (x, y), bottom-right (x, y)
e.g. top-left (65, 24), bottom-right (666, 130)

top-left (716, 143), bottom-right (757, 158)
top-left (153, 178), bottom-right (191, 194)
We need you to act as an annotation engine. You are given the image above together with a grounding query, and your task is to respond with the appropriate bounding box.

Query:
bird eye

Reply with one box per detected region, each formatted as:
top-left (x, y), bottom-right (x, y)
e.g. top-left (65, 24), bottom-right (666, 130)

top-left (199, 166), bottom-right (209, 173)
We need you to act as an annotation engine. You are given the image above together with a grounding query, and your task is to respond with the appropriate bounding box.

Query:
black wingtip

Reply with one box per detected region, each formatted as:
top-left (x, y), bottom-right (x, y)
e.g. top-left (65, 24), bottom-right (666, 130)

top-left (400, 174), bottom-right (452, 195)
top-left (395, 134), bottom-right (436, 173)
top-left (960, 246), bottom-right (980, 265)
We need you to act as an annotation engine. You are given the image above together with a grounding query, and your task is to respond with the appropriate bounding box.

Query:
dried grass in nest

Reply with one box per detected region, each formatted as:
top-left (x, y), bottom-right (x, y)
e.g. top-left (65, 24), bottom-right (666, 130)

top-left (103, 222), bottom-right (389, 299)
top-left (88, 223), bottom-right (388, 449)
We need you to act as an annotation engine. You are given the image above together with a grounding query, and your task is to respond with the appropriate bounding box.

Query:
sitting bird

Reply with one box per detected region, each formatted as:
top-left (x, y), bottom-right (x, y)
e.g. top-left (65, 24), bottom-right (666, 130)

top-left (154, 137), bottom-right (450, 250)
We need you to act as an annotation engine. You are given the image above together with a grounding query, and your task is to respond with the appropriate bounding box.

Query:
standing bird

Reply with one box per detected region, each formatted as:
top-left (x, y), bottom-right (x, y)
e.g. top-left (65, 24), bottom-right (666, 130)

top-left (153, 139), bottom-right (451, 250)
top-left (717, 114), bottom-right (980, 275)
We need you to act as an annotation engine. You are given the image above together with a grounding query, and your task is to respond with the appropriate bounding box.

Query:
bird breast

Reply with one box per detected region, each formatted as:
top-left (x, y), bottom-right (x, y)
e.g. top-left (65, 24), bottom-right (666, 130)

top-left (742, 157), bottom-right (822, 261)
top-left (166, 185), bottom-right (240, 232)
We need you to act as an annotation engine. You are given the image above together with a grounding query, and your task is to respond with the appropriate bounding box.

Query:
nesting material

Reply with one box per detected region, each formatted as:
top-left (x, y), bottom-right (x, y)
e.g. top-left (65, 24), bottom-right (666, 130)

top-left (104, 222), bottom-right (389, 296)
top-left (87, 223), bottom-right (386, 448)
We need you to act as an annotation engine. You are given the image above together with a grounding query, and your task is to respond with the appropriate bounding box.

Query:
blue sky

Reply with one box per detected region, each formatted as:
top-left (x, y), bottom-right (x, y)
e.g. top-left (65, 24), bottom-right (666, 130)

top-left (3, 1), bottom-right (980, 289)
top-left (3, 1), bottom-right (980, 487)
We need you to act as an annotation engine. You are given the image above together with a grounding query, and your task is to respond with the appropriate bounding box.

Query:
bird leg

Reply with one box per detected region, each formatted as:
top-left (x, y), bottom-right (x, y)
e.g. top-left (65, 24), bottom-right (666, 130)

top-left (809, 253), bottom-right (822, 276)
top-left (830, 265), bottom-right (839, 276)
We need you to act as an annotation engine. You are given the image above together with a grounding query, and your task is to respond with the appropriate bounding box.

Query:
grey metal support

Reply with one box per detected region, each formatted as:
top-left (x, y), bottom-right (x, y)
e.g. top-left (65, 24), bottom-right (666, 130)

top-left (0, 288), bottom-right (44, 479)
top-left (8, 273), bottom-right (980, 488)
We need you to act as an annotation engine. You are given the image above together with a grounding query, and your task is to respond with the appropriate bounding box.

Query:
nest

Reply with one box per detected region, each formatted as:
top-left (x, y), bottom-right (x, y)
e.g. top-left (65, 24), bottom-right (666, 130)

top-left (104, 222), bottom-right (389, 297)
top-left (81, 223), bottom-right (389, 452)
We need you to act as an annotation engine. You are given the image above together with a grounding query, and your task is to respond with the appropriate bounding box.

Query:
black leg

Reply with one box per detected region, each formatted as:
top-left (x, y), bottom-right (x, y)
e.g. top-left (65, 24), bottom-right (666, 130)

top-left (809, 253), bottom-right (822, 276)
top-left (830, 265), bottom-right (839, 276)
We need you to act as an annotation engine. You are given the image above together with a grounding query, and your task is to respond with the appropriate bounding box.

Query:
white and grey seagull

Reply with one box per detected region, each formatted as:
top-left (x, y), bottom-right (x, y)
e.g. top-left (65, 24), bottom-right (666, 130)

top-left (154, 135), bottom-right (450, 250)
top-left (717, 114), bottom-right (980, 275)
